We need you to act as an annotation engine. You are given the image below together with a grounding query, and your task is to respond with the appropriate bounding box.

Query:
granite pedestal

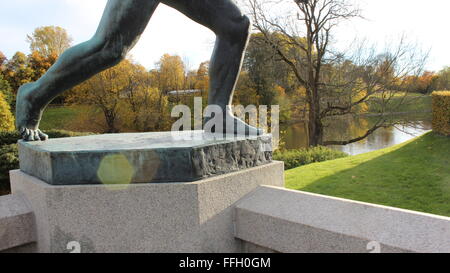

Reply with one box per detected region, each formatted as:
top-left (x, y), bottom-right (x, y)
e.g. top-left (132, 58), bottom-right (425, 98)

top-left (11, 131), bottom-right (284, 253)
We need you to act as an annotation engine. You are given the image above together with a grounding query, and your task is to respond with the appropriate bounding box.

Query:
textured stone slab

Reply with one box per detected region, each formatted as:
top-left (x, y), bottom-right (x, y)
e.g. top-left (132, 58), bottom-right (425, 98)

top-left (18, 131), bottom-right (272, 185)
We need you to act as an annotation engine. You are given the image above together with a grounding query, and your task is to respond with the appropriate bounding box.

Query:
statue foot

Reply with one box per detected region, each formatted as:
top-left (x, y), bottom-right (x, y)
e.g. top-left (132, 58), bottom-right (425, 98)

top-left (16, 83), bottom-right (49, 142)
top-left (205, 106), bottom-right (264, 136)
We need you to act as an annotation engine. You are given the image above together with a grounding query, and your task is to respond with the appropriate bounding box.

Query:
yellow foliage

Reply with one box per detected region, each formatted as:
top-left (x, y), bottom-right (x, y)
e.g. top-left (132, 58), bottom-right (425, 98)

top-left (274, 85), bottom-right (287, 97)
top-left (432, 91), bottom-right (450, 136)
top-left (352, 89), bottom-right (369, 114)
top-left (0, 92), bottom-right (15, 131)
top-left (120, 87), bottom-right (170, 132)
top-left (157, 54), bottom-right (185, 92)
top-left (68, 59), bottom-right (170, 133)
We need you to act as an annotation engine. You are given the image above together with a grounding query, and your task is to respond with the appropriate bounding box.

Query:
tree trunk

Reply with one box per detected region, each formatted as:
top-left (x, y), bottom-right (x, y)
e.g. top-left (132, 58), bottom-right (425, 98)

top-left (308, 110), bottom-right (324, 146)
top-left (308, 88), bottom-right (324, 147)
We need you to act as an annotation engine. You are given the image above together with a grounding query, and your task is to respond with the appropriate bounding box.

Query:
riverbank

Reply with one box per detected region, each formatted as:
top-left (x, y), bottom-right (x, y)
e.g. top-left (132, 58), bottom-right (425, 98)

top-left (285, 132), bottom-right (450, 217)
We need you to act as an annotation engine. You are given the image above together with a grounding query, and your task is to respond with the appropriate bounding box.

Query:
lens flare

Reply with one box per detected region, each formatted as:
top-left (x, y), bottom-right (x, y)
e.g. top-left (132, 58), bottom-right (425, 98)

top-left (97, 154), bottom-right (135, 190)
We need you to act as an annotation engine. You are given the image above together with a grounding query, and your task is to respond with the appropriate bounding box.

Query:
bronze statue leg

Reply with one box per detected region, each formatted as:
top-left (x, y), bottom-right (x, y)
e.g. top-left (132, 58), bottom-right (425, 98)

top-left (162, 0), bottom-right (263, 135)
top-left (17, 0), bottom-right (262, 141)
top-left (16, 0), bottom-right (159, 141)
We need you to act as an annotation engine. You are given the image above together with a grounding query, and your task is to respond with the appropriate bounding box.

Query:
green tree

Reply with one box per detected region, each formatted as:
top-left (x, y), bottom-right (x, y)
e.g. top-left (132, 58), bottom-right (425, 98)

top-left (0, 91), bottom-right (15, 131)
top-left (27, 26), bottom-right (73, 58)
top-left (244, 33), bottom-right (297, 106)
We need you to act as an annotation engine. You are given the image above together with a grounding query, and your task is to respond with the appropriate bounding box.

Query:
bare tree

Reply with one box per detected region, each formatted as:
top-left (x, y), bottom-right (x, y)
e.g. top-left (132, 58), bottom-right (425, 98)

top-left (246, 0), bottom-right (427, 146)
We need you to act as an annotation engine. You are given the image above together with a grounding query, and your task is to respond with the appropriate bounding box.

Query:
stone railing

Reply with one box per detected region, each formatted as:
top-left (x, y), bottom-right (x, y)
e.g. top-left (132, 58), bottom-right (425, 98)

top-left (0, 194), bottom-right (36, 252)
top-left (2, 161), bottom-right (450, 252)
top-left (235, 186), bottom-right (450, 253)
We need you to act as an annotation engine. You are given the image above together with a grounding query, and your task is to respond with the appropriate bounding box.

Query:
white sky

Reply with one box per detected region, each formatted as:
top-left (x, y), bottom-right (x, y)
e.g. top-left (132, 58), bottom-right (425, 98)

top-left (0, 0), bottom-right (449, 72)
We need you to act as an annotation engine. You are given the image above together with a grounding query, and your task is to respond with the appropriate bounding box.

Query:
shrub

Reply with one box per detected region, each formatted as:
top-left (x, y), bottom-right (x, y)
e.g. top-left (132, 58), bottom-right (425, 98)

top-left (0, 144), bottom-right (19, 195)
top-left (432, 91), bottom-right (450, 136)
top-left (273, 146), bottom-right (348, 170)
top-left (0, 130), bottom-right (94, 195)
top-left (0, 92), bottom-right (14, 131)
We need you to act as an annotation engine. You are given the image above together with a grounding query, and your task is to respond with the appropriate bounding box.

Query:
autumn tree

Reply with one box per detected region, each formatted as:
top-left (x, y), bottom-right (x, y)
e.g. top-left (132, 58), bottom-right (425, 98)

top-left (243, 33), bottom-right (298, 106)
top-left (0, 74), bottom-right (14, 108)
top-left (0, 91), bottom-right (15, 131)
top-left (2, 52), bottom-right (34, 95)
top-left (435, 67), bottom-right (450, 91)
top-left (67, 61), bottom-right (132, 133)
top-left (403, 71), bottom-right (438, 94)
top-left (27, 26), bottom-right (73, 58)
top-left (234, 71), bottom-right (259, 106)
top-left (157, 54), bottom-right (186, 94)
top-left (68, 58), bottom-right (171, 133)
top-left (247, 0), bottom-right (426, 146)
top-left (0, 51), bottom-right (6, 70)
top-left (194, 61), bottom-right (210, 92)
top-left (28, 50), bottom-right (58, 81)
top-left (184, 70), bottom-right (198, 90)
top-left (120, 63), bottom-right (171, 132)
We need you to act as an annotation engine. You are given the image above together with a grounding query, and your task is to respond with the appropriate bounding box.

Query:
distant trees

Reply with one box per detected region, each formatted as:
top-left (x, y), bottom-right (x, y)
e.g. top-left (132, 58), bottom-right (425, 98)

top-left (195, 61), bottom-right (210, 93)
top-left (0, 26), bottom-right (73, 108)
top-left (2, 52), bottom-right (34, 94)
top-left (402, 71), bottom-right (439, 94)
top-left (0, 73), bottom-right (14, 108)
top-left (67, 59), bottom-right (171, 133)
top-left (156, 54), bottom-right (186, 94)
top-left (27, 26), bottom-right (72, 58)
top-left (436, 67), bottom-right (450, 91)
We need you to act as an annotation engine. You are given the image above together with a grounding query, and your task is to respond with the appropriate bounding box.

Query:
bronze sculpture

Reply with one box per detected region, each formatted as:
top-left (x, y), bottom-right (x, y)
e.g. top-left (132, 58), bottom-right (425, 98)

top-left (16, 0), bottom-right (262, 141)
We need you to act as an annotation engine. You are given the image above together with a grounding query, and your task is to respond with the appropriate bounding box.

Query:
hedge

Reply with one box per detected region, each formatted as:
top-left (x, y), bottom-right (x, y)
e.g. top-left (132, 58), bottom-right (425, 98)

top-left (273, 146), bottom-right (348, 170)
top-left (432, 91), bottom-right (450, 136)
top-left (0, 130), bottom-right (94, 195)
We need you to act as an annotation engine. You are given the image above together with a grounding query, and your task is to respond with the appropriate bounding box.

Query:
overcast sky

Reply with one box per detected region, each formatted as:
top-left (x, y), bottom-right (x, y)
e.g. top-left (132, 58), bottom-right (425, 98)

top-left (1, 0), bottom-right (449, 72)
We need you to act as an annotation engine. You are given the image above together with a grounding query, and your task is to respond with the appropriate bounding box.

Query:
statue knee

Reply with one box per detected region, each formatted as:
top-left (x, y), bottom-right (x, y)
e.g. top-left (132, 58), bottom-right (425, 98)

top-left (221, 15), bottom-right (251, 44)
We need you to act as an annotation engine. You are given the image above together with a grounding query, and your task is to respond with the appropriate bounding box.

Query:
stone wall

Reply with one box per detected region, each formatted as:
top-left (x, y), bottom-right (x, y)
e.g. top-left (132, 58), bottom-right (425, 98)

top-left (0, 194), bottom-right (36, 252)
top-left (2, 172), bottom-right (450, 253)
top-left (235, 186), bottom-right (450, 253)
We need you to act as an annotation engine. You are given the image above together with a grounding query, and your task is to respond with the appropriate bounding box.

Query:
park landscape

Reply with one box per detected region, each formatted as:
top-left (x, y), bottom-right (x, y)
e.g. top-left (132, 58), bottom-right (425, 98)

top-left (0, 0), bottom-right (449, 254)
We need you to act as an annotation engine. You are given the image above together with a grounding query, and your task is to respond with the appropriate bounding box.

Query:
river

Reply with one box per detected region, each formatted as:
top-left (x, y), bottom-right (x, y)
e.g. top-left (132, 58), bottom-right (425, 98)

top-left (280, 113), bottom-right (432, 156)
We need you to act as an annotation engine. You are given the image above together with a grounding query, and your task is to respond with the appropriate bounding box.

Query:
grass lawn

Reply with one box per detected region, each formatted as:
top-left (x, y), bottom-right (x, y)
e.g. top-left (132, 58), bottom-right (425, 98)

top-left (368, 93), bottom-right (431, 113)
top-left (286, 132), bottom-right (450, 217)
top-left (40, 105), bottom-right (90, 130)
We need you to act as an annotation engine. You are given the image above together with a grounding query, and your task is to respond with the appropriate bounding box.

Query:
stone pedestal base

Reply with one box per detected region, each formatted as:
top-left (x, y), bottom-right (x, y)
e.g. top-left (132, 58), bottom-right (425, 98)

top-left (10, 162), bottom-right (284, 253)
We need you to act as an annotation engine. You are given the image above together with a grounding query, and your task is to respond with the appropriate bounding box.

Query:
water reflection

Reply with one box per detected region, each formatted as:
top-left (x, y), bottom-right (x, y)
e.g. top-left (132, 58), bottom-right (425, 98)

top-left (280, 114), bottom-right (432, 156)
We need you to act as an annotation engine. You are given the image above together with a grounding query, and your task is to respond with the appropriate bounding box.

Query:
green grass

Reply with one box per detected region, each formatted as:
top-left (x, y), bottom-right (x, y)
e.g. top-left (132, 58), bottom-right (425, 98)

top-left (368, 93), bottom-right (431, 113)
top-left (40, 105), bottom-right (89, 130)
top-left (286, 132), bottom-right (450, 217)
